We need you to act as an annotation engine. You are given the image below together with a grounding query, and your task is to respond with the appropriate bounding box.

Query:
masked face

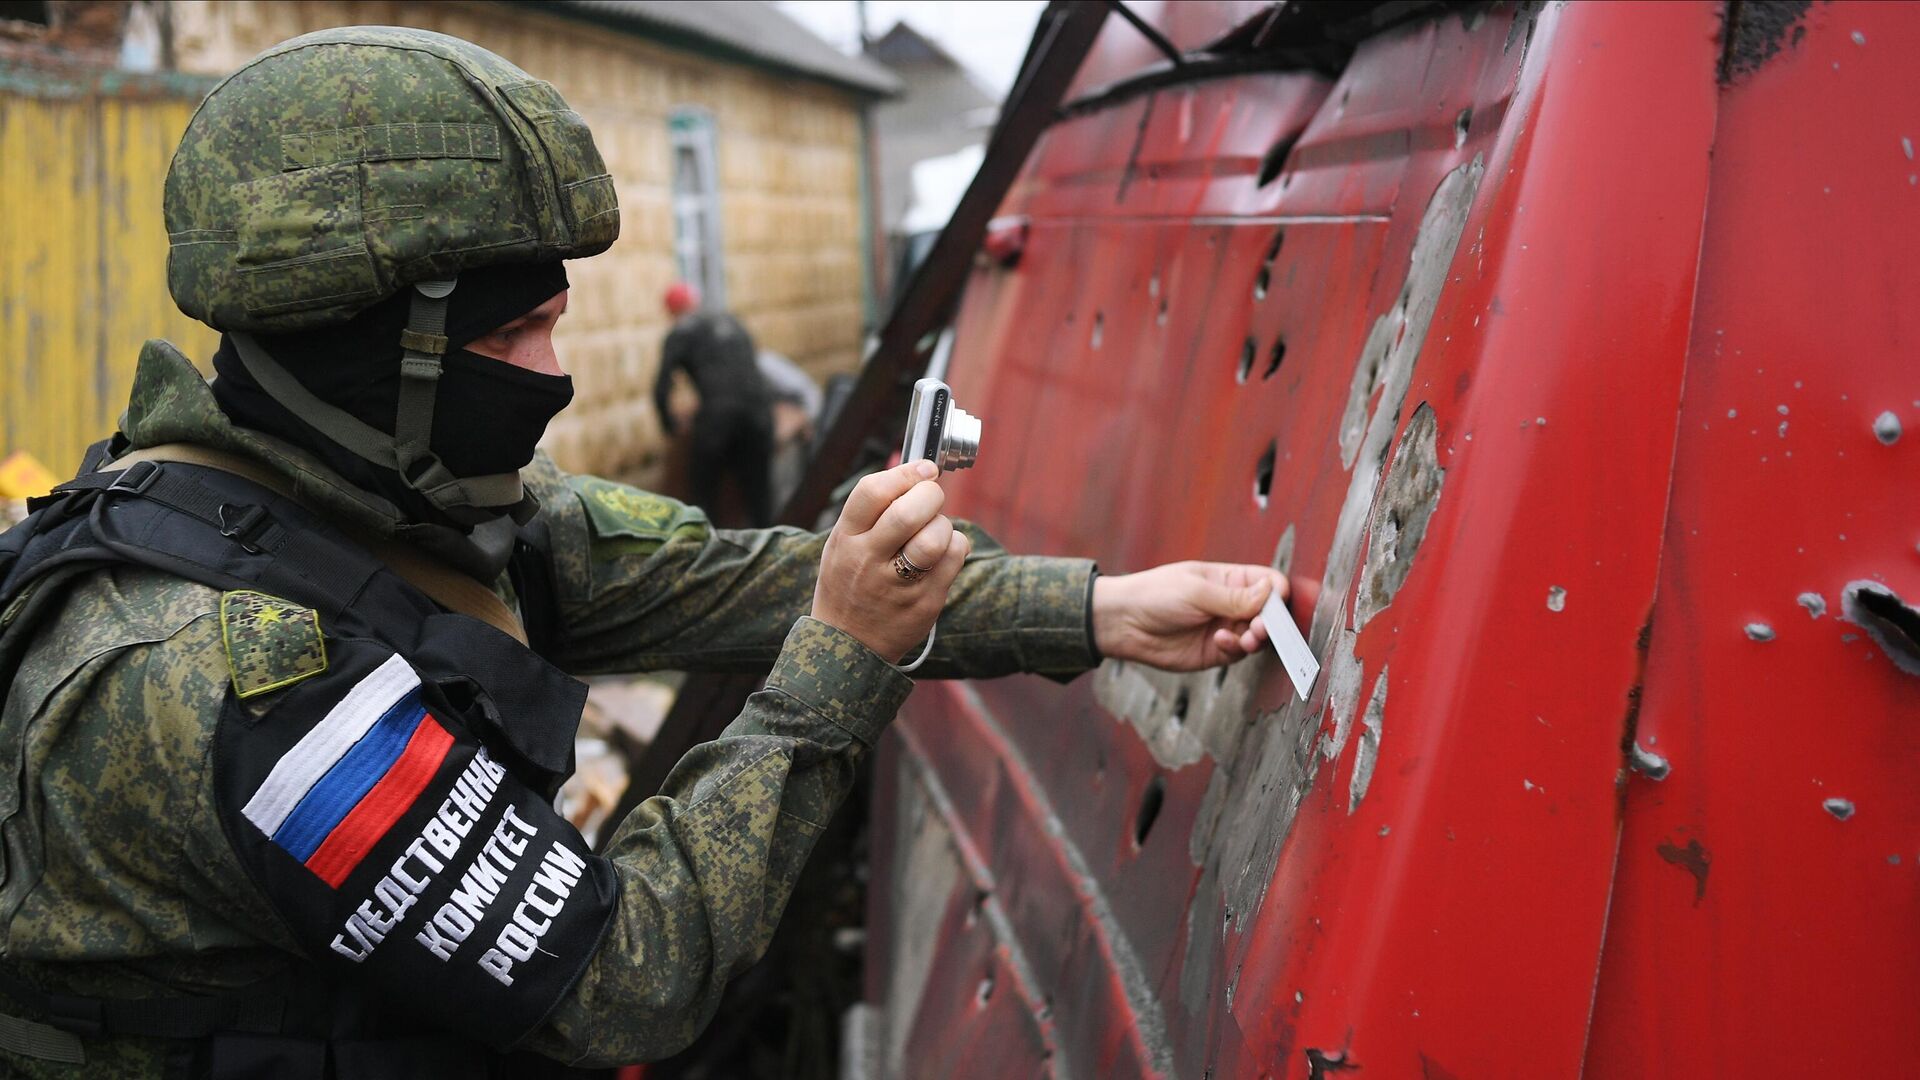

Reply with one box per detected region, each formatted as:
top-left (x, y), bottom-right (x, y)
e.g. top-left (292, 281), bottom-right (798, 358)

top-left (432, 289), bottom-right (575, 477)
top-left (212, 262), bottom-right (578, 526)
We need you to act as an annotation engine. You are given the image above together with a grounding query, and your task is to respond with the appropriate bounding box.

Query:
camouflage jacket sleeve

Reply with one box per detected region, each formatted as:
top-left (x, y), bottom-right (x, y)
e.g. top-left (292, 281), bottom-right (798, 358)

top-left (10, 571), bottom-right (915, 1065)
top-left (520, 615), bottom-right (906, 1064)
top-left (526, 458), bottom-right (1099, 680)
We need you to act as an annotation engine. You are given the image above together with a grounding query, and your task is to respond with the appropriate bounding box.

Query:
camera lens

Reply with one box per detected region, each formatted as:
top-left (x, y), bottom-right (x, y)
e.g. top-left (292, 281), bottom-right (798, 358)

top-left (940, 406), bottom-right (981, 471)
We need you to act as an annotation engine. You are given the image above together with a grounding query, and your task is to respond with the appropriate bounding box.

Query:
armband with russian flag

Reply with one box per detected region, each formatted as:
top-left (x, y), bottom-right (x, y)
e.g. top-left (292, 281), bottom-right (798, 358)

top-left (215, 640), bottom-right (618, 1048)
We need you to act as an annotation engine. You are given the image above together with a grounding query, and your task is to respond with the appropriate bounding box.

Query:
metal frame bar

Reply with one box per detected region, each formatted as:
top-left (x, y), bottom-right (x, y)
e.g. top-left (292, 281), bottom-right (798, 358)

top-left (607, 0), bottom-right (1113, 828)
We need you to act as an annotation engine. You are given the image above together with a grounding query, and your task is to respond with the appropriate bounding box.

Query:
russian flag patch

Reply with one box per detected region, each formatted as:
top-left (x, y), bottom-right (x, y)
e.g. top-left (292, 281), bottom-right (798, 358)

top-left (241, 653), bottom-right (454, 888)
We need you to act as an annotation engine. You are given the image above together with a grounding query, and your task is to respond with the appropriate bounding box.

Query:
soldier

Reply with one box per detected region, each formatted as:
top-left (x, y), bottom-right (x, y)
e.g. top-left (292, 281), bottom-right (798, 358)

top-left (0, 28), bottom-right (1289, 1079)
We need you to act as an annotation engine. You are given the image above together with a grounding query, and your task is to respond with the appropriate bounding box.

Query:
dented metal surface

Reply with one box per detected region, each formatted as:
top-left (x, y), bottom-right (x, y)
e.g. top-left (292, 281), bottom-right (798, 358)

top-left (1578, 2), bottom-right (1920, 1075)
top-left (862, 2), bottom-right (1920, 1077)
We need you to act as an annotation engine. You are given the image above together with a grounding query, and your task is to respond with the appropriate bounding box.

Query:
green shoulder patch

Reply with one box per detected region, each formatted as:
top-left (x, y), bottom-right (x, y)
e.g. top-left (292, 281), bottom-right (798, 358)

top-left (568, 475), bottom-right (707, 542)
top-left (220, 590), bottom-right (327, 699)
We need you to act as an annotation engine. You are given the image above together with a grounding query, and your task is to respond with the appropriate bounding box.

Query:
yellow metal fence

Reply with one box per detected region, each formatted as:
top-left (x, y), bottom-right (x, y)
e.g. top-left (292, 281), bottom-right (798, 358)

top-left (0, 69), bottom-right (219, 480)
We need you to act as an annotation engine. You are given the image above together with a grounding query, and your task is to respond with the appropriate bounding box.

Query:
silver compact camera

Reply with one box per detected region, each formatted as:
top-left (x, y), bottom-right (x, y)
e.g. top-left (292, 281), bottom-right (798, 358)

top-left (900, 378), bottom-right (982, 473)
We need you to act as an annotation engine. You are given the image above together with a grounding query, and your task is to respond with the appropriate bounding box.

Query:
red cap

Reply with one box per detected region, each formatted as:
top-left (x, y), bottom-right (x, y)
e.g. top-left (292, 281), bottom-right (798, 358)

top-left (664, 281), bottom-right (700, 316)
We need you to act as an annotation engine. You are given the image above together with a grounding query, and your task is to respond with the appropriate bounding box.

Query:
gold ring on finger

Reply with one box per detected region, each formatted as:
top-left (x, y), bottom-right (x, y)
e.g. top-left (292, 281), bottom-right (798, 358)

top-left (892, 549), bottom-right (931, 582)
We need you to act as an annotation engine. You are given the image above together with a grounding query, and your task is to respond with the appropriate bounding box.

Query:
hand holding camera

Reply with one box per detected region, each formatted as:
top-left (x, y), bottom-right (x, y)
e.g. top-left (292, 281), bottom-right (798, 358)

top-left (811, 380), bottom-right (983, 664)
top-left (812, 458), bottom-right (971, 662)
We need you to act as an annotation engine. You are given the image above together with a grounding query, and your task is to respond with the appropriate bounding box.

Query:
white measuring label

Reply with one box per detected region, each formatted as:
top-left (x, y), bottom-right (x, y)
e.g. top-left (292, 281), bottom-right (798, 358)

top-left (1261, 590), bottom-right (1320, 701)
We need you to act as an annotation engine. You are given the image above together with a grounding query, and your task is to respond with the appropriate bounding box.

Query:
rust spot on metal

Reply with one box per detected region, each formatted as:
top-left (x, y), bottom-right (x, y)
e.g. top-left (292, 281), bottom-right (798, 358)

top-left (1656, 837), bottom-right (1711, 905)
top-left (1718, 0), bottom-right (1812, 85)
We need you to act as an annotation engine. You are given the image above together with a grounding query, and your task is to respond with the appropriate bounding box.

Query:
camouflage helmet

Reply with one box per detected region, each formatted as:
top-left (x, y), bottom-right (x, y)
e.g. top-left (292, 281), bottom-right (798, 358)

top-left (162, 27), bottom-right (617, 524)
top-left (165, 26), bottom-right (618, 333)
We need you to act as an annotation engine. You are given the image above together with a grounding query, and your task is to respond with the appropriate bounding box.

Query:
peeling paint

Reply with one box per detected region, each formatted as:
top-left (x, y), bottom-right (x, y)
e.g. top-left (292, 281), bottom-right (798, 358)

top-left (1356, 404), bottom-right (1446, 631)
top-left (1547, 586), bottom-right (1567, 612)
top-left (1348, 669), bottom-right (1387, 813)
top-left (1179, 865), bottom-right (1222, 1015)
top-left (1797, 592), bottom-right (1827, 619)
top-left (1744, 622), bottom-right (1775, 642)
top-left (1191, 159), bottom-right (1483, 937)
top-left (1823, 797), bottom-right (1856, 821)
top-left (1338, 161), bottom-right (1483, 473)
top-left (1841, 580), bottom-right (1920, 676)
top-left (1100, 529), bottom-right (1294, 769)
top-left (1338, 304), bottom-right (1402, 469)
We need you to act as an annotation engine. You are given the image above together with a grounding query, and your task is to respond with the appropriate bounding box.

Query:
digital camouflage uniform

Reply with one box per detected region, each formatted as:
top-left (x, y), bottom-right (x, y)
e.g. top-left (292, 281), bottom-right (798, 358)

top-left (0, 346), bottom-right (1094, 1078)
top-left (0, 25), bottom-right (1097, 1078)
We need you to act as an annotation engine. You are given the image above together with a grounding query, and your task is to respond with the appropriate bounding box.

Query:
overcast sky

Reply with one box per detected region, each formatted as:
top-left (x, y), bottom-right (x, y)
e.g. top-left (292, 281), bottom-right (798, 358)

top-left (774, 1), bottom-right (1046, 95)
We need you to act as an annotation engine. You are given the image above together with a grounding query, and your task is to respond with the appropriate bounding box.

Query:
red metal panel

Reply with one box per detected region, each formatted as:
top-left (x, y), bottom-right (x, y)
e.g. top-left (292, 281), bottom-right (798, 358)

top-left (865, 2), bottom-right (1917, 1078)
top-left (1584, 4), bottom-right (1920, 1076)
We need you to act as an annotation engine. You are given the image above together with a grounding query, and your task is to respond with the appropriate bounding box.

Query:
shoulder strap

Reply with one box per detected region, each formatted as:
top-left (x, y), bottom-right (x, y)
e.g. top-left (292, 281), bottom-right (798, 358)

top-left (104, 445), bottom-right (528, 645)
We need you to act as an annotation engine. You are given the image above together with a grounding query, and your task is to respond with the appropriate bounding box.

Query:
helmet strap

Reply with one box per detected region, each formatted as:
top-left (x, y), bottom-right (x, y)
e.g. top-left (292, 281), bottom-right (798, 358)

top-left (392, 278), bottom-right (455, 484)
top-left (227, 277), bottom-right (539, 529)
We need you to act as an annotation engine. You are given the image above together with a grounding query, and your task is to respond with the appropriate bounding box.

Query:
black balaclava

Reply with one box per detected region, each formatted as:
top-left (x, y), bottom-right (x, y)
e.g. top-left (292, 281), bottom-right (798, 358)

top-left (212, 262), bottom-right (573, 528)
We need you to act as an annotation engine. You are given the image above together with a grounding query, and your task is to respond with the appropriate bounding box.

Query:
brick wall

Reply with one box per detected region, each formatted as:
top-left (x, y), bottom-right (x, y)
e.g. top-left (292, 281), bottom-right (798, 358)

top-left (168, 0), bottom-right (868, 486)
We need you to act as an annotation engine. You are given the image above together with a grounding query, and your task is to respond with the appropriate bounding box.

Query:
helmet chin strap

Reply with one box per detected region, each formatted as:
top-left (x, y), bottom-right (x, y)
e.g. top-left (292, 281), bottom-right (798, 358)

top-left (228, 278), bottom-right (539, 528)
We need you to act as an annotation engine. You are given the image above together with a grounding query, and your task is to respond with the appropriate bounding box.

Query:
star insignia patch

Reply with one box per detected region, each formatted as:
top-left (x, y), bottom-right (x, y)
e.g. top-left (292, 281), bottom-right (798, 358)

top-left (221, 590), bottom-right (327, 699)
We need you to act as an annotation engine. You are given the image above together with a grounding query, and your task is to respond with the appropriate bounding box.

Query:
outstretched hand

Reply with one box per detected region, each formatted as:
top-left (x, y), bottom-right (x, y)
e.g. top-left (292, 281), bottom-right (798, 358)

top-left (1091, 561), bottom-right (1293, 672)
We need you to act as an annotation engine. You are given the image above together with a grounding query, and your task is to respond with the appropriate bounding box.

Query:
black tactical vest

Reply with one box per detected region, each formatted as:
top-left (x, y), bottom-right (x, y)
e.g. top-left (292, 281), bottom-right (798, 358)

top-left (0, 446), bottom-right (619, 1079)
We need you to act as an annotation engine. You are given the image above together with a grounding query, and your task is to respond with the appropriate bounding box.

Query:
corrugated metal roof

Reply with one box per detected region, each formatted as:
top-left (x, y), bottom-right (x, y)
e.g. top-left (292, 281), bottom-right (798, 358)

top-left (531, 1), bottom-right (902, 96)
